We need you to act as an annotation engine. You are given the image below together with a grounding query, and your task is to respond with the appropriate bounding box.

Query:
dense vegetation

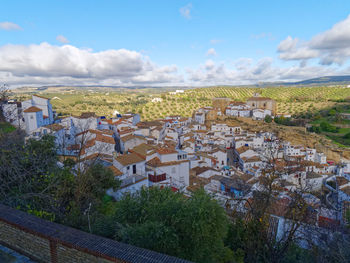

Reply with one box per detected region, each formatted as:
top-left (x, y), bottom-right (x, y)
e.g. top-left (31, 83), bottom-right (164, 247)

top-left (306, 104), bottom-right (350, 146)
top-left (0, 130), bottom-right (119, 229)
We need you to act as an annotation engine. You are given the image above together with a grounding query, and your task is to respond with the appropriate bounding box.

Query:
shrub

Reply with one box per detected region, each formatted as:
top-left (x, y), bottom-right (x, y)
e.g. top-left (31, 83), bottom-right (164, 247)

top-left (264, 115), bottom-right (272, 123)
top-left (320, 121), bottom-right (339, 133)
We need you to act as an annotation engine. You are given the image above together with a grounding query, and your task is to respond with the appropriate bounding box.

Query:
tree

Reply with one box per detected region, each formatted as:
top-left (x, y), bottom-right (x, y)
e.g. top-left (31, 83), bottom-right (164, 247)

top-left (114, 187), bottom-right (231, 263)
top-left (0, 84), bottom-right (9, 102)
top-left (320, 121), bottom-right (339, 133)
top-left (225, 144), bottom-right (316, 263)
top-left (0, 84), bottom-right (10, 121)
top-left (265, 115), bottom-right (273, 123)
top-left (0, 133), bottom-right (59, 216)
top-left (0, 132), bottom-right (119, 229)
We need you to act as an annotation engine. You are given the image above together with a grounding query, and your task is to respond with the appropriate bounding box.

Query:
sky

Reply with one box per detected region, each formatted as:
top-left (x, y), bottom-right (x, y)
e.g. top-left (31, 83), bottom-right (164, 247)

top-left (2, 0), bottom-right (350, 87)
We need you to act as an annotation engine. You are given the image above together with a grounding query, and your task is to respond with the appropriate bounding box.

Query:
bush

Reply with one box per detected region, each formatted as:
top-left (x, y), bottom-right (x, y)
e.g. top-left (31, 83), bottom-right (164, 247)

top-left (328, 109), bottom-right (337, 116)
top-left (308, 125), bottom-right (321, 134)
top-left (344, 132), bottom-right (350, 139)
top-left (320, 121), bottom-right (339, 133)
top-left (264, 115), bottom-right (272, 123)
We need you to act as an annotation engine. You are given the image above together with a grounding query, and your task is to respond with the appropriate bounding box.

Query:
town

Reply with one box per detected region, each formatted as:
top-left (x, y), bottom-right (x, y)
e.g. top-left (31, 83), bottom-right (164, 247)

top-left (2, 91), bottom-right (350, 247)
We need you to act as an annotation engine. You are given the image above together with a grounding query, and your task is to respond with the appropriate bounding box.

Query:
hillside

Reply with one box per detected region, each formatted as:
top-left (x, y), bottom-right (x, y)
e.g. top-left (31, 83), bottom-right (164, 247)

top-left (226, 117), bottom-right (350, 162)
top-left (11, 86), bottom-right (350, 120)
top-left (259, 75), bottom-right (350, 86)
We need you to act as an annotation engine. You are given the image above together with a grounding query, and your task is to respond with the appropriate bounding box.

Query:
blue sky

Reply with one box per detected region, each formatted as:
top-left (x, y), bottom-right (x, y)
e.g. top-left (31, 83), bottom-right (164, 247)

top-left (1, 0), bottom-right (350, 86)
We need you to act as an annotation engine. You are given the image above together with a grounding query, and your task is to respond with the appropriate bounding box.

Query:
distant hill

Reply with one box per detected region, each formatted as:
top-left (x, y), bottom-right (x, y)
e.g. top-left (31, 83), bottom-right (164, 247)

top-left (13, 75), bottom-right (350, 93)
top-left (258, 75), bottom-right (350, 87)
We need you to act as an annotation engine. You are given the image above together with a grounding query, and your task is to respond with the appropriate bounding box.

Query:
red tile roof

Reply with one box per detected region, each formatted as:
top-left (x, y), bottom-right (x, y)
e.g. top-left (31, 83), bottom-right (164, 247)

top-left (109, 166), bottom-right (123, 176)
top-left (146, 157), bottom-right (189, 168)
top-left (115, 153), bottom-right (145, 166)
top-left (96, 134), bottom-right (115, 144)
top-left (23, 106), bottom-right (42, 113)
top-left (33, 94), bottom-right (49, 100)
top-left (156, 147), bottom-right (177, 155)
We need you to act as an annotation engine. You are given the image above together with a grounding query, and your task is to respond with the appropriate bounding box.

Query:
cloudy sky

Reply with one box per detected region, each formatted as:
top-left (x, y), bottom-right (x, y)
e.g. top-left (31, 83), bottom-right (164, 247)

top-left (2, 0), bottom-right (350, 87)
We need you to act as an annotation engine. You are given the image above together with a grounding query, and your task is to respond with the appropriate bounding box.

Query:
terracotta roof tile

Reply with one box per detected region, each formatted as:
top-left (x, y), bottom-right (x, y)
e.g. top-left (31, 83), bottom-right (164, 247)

top-left (120, 134), bottom-right (146, 143)
top-left (146, 157), bottom-right (189, 168)
top-left (236, 146), bottom-right (250, 154)
top-left (109, 166), bottom-right (123, 176)
top-left (33, 94), bottom-right (49, 100)
top-left (115, 153), bottom-right (145, 166)
top-left (44, 124), bottom-right (64, 132)
top-left (156, 147), bottom-right (177, 155)
top-left (23, 106), bottom-right (42, 113)
top-left (96, 134), bottom-right (115, 144)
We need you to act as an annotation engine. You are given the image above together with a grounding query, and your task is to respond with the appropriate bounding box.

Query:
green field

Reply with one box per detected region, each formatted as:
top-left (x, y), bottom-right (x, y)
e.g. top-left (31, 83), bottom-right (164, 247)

top-left (13, 86), bottom-right (350, 120)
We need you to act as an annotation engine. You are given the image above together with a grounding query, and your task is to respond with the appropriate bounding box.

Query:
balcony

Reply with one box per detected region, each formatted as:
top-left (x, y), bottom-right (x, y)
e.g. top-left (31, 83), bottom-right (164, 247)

top-left (148, 173), bottom-right (166, 183)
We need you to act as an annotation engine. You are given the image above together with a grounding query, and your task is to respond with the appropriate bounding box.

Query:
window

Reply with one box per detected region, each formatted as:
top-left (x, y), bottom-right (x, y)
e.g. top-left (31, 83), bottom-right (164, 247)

top-left (127, 166), bottom-right (130, 170)
top-left (43, 129), bottom-right (47, 135)
top-left (171, 167), bottom-right (176, 174)
top-left (30, 116), bottom-right (34, 119)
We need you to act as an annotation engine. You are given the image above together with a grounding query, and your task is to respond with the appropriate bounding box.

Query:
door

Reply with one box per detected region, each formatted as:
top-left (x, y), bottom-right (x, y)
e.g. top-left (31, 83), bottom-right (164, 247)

top-left (133, 164), bottom-right (136, 174)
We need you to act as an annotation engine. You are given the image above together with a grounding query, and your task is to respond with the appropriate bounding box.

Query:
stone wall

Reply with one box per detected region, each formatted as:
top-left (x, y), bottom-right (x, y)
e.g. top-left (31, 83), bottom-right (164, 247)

top-left (0, 204), bottom-right (191, 263)
top-left (0, 221), bottom-right (51, 262)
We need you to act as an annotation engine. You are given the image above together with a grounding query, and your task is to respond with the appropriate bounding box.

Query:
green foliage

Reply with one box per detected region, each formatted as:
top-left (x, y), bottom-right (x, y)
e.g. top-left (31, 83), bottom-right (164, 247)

top-left (114, 187), bottom-right (230, 263)
top-left (308, 125), bottom-right (322, 134)
top-left (320, 121), bottom-right (339, 133)
top-left (264, 115), bottom-right (272, 123)
top-left (0, 133), bottom-right (120, 234)
top-left (328, 109), bottom-right (337, 116)
top-left (0, 122), bottom-right (16, 133)
top-left (281, 243), bottom-right (314, 263)
top-left (344, 132), bottom-right (350, 139)
top-left (274, 116), bottom-right (296, 126)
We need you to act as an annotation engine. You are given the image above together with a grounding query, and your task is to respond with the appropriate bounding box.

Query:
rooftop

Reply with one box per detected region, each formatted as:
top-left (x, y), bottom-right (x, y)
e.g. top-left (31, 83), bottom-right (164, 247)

top-left (23, 106), bottom-right (42, 113)
top-left (115, 153), bottom-right (145, 166)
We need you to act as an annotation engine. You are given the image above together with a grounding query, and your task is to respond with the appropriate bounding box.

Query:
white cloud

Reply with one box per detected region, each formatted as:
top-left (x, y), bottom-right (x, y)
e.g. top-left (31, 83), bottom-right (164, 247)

top-left (206, 48), bottom-right (217, 56)
top-left (179, 3), bottom-right (192, 19)
top-left (186, 57), bottom-right (341, 85)
top-left (56, 35), bottom-right (69, 44)
top-left (278, 15), bottom-right (350, 65)
top-left (0, 43), bottom-right (182, 86)
top-left (277, 36), bottom-right (299, 52)
top-left (0, 22), bottom-right (22, 31)
top-left (234, 58), bottom-right (253, 71)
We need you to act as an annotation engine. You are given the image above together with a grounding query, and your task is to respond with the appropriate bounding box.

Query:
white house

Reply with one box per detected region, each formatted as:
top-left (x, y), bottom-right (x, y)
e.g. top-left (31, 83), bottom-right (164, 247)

top-left (23, 106), bottom-right (45, 134)
top-left (252, 109), bottom-right (272, 120)
top-left (22, 95), bottom-right (54, 124)
top-left (113, 152), bottom-right (146, 179)
top-left (1, 102), bottom-right (24, 128)
top-left (146, 147), bottom-right (190, 190)
top-left (209, 148), bottom-right (227, 169)
top-left (225, 102), bottom-right (251, 117)
top-left (119, 134), bottom-right (147, 153)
